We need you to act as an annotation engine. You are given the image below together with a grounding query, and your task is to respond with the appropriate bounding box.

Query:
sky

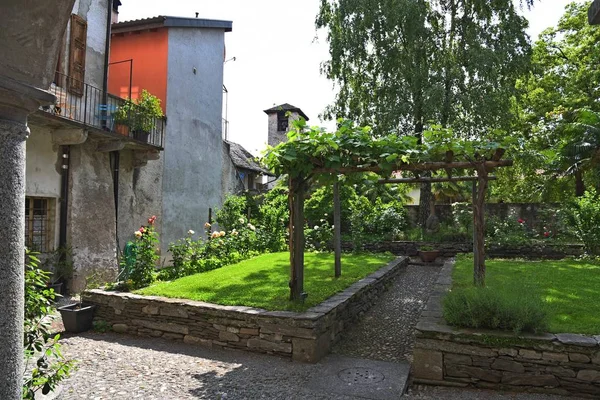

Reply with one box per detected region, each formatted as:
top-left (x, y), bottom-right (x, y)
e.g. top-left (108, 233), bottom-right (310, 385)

top-left (118, 0), bottom-right (585, 155)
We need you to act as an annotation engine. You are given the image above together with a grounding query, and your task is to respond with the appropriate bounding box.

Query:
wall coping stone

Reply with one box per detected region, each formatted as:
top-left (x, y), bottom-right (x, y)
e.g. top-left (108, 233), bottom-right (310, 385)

top-left (84, 256), bottom-right (409, 362)
top-left (412, 258), bottom-right (600, 398)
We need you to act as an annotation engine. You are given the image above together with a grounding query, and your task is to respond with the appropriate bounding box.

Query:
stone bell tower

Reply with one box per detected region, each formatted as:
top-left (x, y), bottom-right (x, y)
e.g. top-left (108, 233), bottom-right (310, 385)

top-left (264, 103), bottom-right (309, 147)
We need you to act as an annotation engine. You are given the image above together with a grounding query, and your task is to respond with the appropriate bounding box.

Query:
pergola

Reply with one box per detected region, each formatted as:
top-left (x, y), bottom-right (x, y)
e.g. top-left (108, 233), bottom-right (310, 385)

top-left (286, 154), bottom-right (513, 301)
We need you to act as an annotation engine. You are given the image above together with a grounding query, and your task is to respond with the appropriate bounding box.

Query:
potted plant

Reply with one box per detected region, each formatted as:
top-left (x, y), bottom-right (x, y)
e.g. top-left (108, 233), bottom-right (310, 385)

top-left (418, 244), bottom-right (440, 263)
top-left (133, 90), bottom-right (163, 142)
top-left (114, 90), bottom-right (163, 142)
top-left (113, 99), bottom-right (134, 136)
top-left (57, 275), bottom-right (96, 333)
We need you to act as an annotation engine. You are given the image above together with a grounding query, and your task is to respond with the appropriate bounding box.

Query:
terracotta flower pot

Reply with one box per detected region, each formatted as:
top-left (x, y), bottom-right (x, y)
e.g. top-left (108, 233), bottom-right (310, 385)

top-left (419, 250), bottom-right (440, 263)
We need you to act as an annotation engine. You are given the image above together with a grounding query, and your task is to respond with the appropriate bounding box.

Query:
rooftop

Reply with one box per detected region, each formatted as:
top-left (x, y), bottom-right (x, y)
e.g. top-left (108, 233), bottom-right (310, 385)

top-left (225, 140), bottom-right (273, 176)
top-left (112, 16), bottom-right (233, 33)
top-left (263, 103), bottom-right (309, 121)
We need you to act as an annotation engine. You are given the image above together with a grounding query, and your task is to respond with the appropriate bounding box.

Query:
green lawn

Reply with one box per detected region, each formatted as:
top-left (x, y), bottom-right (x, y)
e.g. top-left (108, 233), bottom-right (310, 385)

top-left (453, 255), bottom-right (600, 334)
top-left (137, 252), bottom-right (395, 311)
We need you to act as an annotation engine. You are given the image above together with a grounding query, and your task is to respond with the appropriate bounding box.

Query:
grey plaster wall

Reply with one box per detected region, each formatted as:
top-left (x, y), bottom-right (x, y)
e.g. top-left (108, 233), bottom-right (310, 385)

top-left (162, 28), bottom-right (226, 247)
top-left (117, 151), bottom-right (164, 254)
top-left (68, 139), bottom-right (118, 291)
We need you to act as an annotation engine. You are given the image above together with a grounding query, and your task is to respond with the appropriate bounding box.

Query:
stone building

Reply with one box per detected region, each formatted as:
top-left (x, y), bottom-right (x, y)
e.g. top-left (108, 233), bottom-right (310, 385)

top-left (25, 0), bottom-right (166, 291)
top-left (222, 140), bottom-right (273, 194)
top-left (108, 16), bottom-right (232, 253)
top-left (263, 103), bottom-right (308, 189)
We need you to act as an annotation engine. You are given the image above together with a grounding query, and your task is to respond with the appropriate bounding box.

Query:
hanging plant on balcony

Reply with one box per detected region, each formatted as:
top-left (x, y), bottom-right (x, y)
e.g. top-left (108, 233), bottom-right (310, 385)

top-left (114, 90), bottom-right (164, 141)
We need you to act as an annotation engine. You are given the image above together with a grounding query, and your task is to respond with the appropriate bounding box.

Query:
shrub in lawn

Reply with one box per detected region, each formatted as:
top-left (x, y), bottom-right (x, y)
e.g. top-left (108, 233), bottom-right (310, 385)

top-left (256, 185), bottom-right (289, 252)
top-left (443, 286), bottom-right (548, 334)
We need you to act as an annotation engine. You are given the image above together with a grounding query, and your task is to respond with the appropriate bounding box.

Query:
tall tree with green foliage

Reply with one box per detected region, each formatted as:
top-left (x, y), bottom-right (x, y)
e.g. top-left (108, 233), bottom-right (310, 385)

top-left (317, 0), bottom-right (533, 225)
top-left (508, 2), bottom-right (600, 198)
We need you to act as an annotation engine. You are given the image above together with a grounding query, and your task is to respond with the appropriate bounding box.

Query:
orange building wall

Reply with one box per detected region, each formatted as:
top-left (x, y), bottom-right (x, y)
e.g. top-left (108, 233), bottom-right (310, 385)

top-left (108, 28), bottom-right (168, 114)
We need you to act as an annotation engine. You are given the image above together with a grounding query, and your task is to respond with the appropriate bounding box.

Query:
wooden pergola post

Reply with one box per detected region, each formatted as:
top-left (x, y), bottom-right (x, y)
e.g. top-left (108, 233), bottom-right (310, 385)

top-left (333, 176), bottom-right (342, 277)
top-left (289, 175), bottom-right (306, 301)
top-left (472, 164), bottom-right (488, 287)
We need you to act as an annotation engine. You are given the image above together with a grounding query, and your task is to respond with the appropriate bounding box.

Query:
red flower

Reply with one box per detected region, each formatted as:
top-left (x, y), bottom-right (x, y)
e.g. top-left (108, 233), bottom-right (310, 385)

top-left (517, 218), bottom-right (525, 224)
top-left (544, 232), bottom-right (550, 237)
top-left (139, 226), bottom-right (146, 234)
top-left (148, 215), bottom-right (157, 225)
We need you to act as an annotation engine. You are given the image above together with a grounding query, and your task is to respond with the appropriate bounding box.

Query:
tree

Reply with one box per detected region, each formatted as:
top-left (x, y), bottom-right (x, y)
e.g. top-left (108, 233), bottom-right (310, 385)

top-left (317, 0), bottom-right (533, 226)
top-left (510, 2), bottom-right (600, 197)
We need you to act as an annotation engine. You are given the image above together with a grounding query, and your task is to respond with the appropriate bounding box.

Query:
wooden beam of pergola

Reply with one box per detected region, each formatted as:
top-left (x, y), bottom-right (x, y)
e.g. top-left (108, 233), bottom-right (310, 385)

top-left (378, 176), bottom-right (497, 184)
top-left (313, 159), bottom-right (513, 175)
top-left (289, 158), bottom-right (512, 301)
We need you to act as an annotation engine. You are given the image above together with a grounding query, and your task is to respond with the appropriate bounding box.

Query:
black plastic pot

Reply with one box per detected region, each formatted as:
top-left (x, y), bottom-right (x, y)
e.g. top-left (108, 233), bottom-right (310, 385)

top-left (133, 130), bottom-right (150, 142)
top-left (57, 303), bottom-right (96, 333)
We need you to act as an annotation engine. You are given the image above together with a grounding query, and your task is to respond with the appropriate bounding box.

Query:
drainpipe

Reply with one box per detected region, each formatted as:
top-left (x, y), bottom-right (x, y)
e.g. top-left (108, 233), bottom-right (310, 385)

top-left (110, 151), bottom-right (120, 256)
top-left (102, 0), bottom-right (112, 97)
top-left (58, 145), bottom-right (70, 250)
top-left (101, 0), bottom-right (112, 130)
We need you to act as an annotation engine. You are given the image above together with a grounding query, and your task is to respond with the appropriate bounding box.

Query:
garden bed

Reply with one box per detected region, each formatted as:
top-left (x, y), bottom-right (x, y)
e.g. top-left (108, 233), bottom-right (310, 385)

top-left (412, 258), bottom-right (600, 398)
top-left (137, 252), bottom-right (395, 311)
top-left (82, 255), bottom-right (408, 362)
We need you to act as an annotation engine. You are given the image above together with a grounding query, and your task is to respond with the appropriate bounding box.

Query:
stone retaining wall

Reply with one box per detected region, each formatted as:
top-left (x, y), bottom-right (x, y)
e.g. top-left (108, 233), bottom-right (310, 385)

top-left (82, 257), bottom-right (408, 363)
top-left (412, 259), bottom-right (600, 398)
top-left (342, 241), bottom-right (584, 259)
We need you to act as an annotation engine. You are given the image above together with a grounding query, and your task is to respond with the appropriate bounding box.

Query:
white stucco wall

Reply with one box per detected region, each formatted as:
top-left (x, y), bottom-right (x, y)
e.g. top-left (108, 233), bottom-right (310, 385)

top-left (161, 27), bottom-right (227, 247)
top-left (25, 126), bottom-right (62, 250)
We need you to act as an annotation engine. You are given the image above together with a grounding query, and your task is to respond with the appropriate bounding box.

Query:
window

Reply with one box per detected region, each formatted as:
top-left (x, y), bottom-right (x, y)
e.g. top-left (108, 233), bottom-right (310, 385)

top-left (25, 197), bottom-right (54, 252)
top-left (277, 111), bottom-right (288, 132)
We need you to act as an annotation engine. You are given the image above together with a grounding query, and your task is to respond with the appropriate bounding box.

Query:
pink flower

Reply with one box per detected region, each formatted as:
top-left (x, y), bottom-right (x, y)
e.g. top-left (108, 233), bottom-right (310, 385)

top-left (148, 215), bottom-right (157, 225)
top-left (517, 218), bottom-right (525, 224)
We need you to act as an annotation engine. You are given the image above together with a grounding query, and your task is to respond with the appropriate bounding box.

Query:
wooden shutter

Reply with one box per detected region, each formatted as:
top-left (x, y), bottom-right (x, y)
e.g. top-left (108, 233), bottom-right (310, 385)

top-left (68, 14), bottom-right (87, 96)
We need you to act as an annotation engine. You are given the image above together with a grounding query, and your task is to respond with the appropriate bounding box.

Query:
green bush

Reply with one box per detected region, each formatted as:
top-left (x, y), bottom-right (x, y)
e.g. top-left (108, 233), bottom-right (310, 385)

top-left (256, 186), bottom-right (289, 252)
top-left (485, 215), bottom-right (532, 247)
top-left (216, 194), bottom-right (249, 231)
top-left (569, 190), bottom-right (600, 254)
top-left (23, 249), bottom-right (74, 399)
top-left (443, 286), bottom-right (548, 334)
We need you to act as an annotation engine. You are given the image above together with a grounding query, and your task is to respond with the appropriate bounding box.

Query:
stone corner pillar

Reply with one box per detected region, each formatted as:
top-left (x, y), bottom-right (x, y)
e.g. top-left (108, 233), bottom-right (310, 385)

top-left (0, 119), bottom-right (29, 400)
top-left (0, 75), bottom-right (54, 400)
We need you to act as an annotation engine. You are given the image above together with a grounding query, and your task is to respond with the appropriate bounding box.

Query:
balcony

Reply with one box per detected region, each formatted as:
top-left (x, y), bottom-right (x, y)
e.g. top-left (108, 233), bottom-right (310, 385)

top-left (35, 72), bottom-right (165, 149)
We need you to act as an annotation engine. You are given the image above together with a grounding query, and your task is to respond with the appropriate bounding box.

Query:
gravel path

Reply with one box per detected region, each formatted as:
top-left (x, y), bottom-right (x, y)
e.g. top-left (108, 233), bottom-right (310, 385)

top-left (53, 260), bottom-right (579, 399)
top-left (332, 262), bottom-right (442, 363)
top-left (56, 332), bottom-right (578, 400)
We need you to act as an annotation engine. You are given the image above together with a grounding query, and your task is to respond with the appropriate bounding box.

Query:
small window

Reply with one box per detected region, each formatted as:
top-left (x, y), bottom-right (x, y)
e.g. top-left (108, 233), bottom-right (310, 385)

top-left (277, 111), bottom-right (288, 132)
top-left (25, 197), bottom-right (54, 252)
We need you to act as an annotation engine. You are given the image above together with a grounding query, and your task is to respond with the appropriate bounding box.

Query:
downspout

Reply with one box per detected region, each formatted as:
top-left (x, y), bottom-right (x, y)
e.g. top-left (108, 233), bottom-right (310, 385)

top-left (104, 1), bottom-right (122, 261)
top-left (58, 146), bottom-right (70, 251)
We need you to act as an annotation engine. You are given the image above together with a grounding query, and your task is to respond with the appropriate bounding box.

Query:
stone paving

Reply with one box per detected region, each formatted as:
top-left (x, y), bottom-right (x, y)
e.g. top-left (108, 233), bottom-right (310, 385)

top-left (54, 261), bottom-right (581, 399)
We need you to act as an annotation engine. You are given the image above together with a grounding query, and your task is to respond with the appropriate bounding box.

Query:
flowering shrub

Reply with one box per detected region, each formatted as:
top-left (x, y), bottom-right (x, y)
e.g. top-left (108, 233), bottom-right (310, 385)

top-left (485, 215), bottom-right (532, 247)
top-left (125, 216), bottom-right (159, 289)
top-left (305, 218), bottom-right (334, 251)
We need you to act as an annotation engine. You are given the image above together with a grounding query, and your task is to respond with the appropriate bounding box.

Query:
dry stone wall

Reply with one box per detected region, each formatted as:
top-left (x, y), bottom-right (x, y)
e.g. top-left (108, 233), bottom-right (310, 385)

top-left (412, 260), bottom-right (600, 398)
top-left (342, 241), bottom-right (584, 259)
top-left (82, 257), bottom-right (408, 363)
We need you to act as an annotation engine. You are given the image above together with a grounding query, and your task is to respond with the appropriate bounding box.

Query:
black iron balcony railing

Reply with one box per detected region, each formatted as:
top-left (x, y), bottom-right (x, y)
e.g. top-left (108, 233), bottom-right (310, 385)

top-left (41, 72), bottom-right (165, 148)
